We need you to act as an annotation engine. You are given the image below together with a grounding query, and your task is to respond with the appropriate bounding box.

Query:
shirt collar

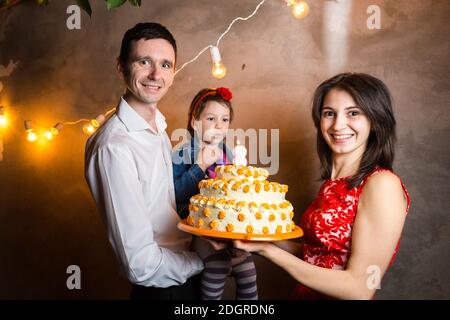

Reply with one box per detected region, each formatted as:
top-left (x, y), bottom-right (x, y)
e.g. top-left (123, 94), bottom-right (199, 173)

top-left (116, 97), bottom-right (167, 134)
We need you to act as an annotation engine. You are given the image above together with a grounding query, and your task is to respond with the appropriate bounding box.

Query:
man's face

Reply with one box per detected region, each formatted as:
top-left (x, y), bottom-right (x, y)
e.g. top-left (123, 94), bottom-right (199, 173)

top-left (119, 38), bottom-right (175, 107)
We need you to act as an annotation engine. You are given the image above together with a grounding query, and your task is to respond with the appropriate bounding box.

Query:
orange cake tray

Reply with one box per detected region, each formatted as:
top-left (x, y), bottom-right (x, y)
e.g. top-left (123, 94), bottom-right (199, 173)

top-left (177, 219), bottom-right (303, 241)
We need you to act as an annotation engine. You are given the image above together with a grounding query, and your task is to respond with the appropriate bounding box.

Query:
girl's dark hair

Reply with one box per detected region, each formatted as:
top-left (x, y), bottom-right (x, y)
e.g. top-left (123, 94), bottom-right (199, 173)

top-left (119, 22), bottom-right (177, 67)
top-left (311, 72), bottom-right (396, 188)
top-left (187, 88), bottom-right (234, 139)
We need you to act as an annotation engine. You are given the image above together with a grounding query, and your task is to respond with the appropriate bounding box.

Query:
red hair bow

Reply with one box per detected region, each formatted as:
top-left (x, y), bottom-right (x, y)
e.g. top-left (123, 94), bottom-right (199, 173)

top-left (216, 87), bottom-right (232, 101)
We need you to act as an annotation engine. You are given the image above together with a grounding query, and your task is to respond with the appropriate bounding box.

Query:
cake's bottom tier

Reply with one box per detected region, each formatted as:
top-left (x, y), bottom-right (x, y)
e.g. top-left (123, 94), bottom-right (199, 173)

top-left (187, 202), bottom-right (296, 235)
top-left (178, 220), bottom-right (303, 241)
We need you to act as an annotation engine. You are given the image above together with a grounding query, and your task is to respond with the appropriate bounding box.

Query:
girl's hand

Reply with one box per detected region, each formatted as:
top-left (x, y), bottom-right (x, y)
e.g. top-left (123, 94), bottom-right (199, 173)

top-left (198, 144), bottom-right (223, 171)
top-left (233, 240), bottom-right (273, 254)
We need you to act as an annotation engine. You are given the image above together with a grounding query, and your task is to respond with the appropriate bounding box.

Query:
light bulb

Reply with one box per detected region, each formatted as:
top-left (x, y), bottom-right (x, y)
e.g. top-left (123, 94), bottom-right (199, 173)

top-left (24, 120), bottom-right (37, 142)
top-left (27, 130), bottom-right (37, 142)
top-left (0, 106), bottom-right (6, 128)
top-left (91, 119), bottom-right (100, 127)
top-left (44, 131), bottom-right (53, 140)
top-left (83, 123), bottom-right (96, 135)
top-left (210, 46), bottom-right (227, 79)
top-left (86, 114), bottom-right (106, 132)
top-left (50, 122), bottom-right (64, 136)
top-left (290, 0), bottom-right (309, 19)
top-left (0, 115), bottom-right (6, 127)
top-left (87, 125), bottom-right (95, 133)
top-left (212, 62), bottom-right (227, 79)
top-left (83, 114), bottom-right (106, 135)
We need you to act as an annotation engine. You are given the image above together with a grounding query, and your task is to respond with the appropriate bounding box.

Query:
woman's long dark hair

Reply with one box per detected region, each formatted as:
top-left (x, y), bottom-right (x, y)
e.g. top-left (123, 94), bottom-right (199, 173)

top-left (311, 73), bottom-right (396, 188)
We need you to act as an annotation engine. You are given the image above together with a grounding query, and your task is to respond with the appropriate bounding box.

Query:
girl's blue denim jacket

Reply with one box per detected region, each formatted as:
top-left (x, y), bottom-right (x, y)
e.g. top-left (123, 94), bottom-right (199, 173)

top-left (172, 137), bottom-right (233, 218)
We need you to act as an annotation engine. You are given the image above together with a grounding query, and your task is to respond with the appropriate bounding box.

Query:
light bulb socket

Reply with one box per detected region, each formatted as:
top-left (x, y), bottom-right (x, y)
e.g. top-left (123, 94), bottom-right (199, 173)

top-left (51, 123), bottom-right (63, 135)
top-left (53, 122), bottom-right (64, 131)
top-left (210, 46), bottom-right (222, 63)
top-left (24, 120), bottom-right (33, 130)
top-left (93, 114), bottom-right (106, 127)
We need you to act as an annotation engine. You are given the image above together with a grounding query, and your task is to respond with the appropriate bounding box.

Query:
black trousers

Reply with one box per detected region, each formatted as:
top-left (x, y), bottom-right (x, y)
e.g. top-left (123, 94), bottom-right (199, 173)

top-left (130, 273), bottom-right (202, 300)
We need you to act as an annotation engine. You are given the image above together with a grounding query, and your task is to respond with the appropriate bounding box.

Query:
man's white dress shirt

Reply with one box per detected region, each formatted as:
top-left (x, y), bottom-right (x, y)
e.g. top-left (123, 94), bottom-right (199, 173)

top-left (85, 97), bottom-right (203, 288)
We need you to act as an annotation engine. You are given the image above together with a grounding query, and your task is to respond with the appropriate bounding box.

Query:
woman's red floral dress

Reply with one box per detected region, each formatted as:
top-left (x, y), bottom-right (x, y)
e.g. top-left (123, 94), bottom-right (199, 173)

top-left (293, 168), bottom-right (410, 299)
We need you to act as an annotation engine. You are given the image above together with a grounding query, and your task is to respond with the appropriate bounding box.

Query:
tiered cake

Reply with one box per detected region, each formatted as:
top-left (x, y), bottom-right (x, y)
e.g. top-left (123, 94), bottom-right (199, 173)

top-left (186, 165), bottom-right (296, 235)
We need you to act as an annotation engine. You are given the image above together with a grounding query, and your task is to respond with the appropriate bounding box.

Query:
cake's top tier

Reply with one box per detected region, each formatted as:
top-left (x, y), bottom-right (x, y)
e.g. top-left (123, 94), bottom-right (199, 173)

top-left (215, 165), bottom-right (269, 182)
top-left (200, 165), bottom-right (288, 204)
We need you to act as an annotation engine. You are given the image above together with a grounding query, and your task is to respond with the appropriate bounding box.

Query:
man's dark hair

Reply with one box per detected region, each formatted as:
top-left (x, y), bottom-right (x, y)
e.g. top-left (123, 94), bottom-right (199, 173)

top-left (119, 22), bottom-right (177, 66)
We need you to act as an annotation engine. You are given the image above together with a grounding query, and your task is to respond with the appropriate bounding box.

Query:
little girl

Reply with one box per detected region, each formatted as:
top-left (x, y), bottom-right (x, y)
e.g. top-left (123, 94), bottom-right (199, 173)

top-left (172, 87), bottom-right (258, 300)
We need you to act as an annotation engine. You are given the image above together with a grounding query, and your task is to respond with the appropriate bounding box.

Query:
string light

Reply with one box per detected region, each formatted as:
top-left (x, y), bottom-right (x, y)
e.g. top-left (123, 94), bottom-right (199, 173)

top-left (286, 0), bottom-right (310, 19)
top-left (44, 131), bottom-right (53, 140)
top-left (0, 106), bottom-right (7, 128)
top-left (44, 122), bottom-right (64, 140)
top-left (82, 114), bottom-right (106, 135)
top-left (175, 0), bottom-right (268, 78)
top-left (24, 120), bottom-right (37, 142)
top-left (1, 0), bottom-right (313, 156)
top-left (174, 0), bottom-right (310, 76)
top-left (210, 46), bottom-right (227, 79)
top-left (82, 123), bottom-right (96, 135)
top-left (51, 122), bottom-right (64, 136)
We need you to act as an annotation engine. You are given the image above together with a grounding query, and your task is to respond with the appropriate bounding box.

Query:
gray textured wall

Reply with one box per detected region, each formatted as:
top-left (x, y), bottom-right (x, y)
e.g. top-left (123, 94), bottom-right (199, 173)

top-left (0, 0), bottom-right (449, 299)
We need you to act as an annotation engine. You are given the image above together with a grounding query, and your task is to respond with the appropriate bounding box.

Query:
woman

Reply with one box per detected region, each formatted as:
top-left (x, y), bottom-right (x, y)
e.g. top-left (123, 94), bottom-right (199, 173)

top-left (232, 73), bottom-right (411, 299)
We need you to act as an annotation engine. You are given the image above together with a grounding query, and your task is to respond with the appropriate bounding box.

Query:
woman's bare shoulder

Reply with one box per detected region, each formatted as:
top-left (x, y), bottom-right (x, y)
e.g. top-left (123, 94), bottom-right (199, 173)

top-left (360, 170), bottom-right (407, 214)
top-left (365, 170), bottom-right (402, 189)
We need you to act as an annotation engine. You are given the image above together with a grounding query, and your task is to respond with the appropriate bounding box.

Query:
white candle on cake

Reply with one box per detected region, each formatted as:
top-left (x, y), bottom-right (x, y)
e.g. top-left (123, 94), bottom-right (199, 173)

top-left (233, 140), bottom-right (247, 166)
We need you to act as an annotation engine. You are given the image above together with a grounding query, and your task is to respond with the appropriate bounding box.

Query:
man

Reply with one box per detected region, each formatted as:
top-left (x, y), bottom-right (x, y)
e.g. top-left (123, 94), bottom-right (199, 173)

top-left (85, 22), bottom-right (203, 300)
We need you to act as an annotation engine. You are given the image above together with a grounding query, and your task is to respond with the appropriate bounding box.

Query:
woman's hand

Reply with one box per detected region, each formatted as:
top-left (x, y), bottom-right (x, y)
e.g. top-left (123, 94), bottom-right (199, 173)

top-left (201, 238), bottom-right (274, 256)
top-left (233, 240), bottom-right (273, 255)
